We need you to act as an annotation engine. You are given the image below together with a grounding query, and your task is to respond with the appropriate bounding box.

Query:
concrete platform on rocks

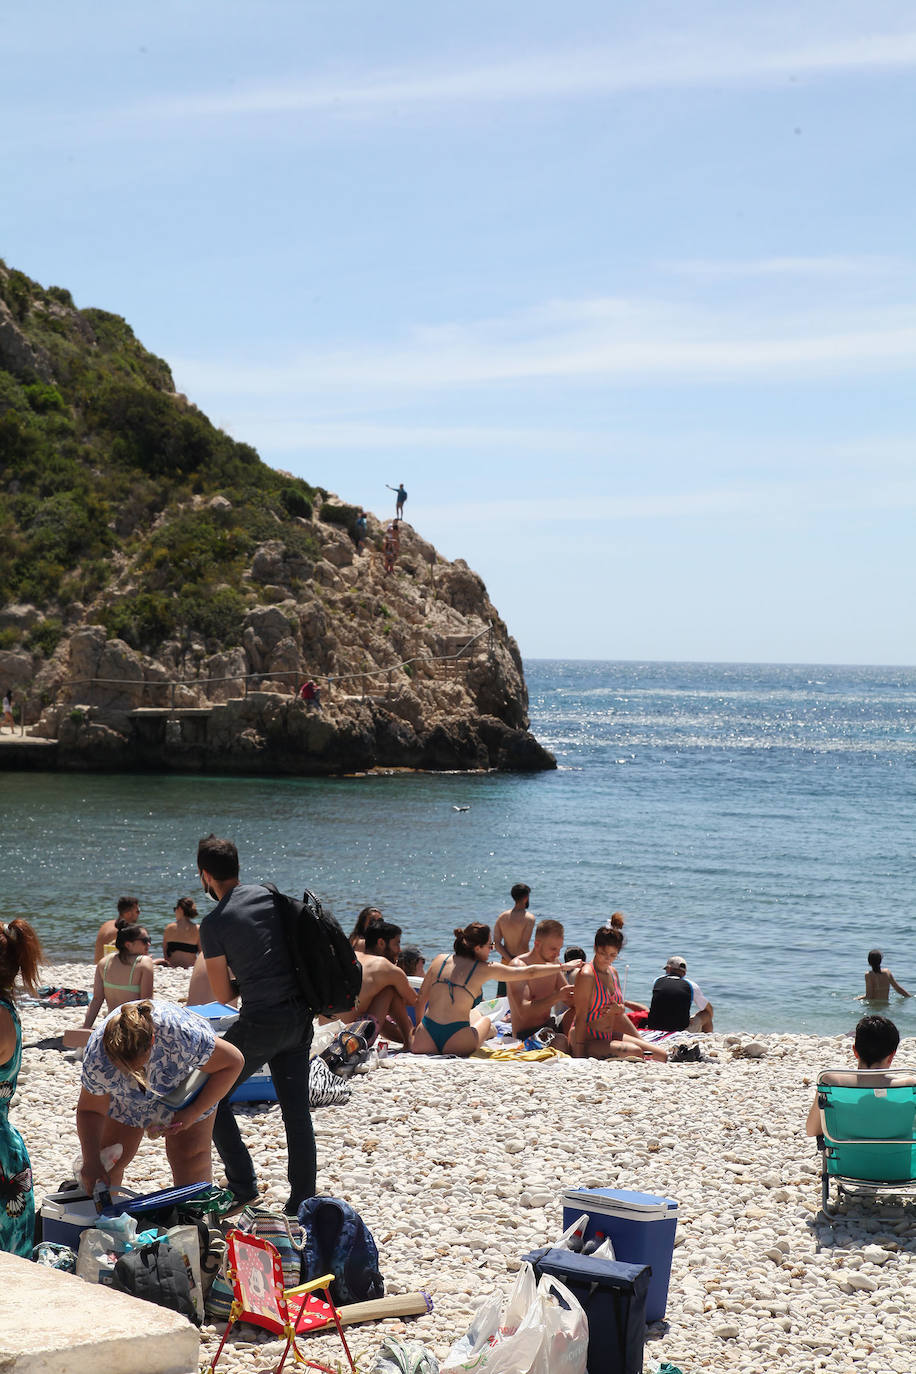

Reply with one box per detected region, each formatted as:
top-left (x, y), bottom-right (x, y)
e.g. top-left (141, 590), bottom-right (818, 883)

top-left (0, 1250), bottom-right (199, 1374)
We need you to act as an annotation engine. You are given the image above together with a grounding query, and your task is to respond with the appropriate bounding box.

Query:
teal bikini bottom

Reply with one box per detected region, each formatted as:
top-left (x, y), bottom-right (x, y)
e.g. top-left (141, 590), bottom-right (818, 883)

top-left (421, 1015), bottom-right (467, 1053)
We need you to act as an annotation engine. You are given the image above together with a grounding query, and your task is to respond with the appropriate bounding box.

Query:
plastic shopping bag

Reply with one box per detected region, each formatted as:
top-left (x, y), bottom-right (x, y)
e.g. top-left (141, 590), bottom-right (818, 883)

top-left (75, 1213), bottom-right (139, 1284)
top-left (441, 1264), bottom-right (544, 1374)
top-left (529, 1274), bottom-right (588, 1374)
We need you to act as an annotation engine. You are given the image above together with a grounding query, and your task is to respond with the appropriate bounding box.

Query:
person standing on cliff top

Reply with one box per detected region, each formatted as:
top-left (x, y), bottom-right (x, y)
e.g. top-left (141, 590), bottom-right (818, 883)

top-left (386, 483), bottom-right (407, 519)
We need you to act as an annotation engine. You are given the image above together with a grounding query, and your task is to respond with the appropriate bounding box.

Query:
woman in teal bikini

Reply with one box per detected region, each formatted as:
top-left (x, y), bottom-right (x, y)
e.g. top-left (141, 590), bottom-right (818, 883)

top-left (412, 922), bottom-right (581, 1057)
top-left (571, 919), bottom-right (667, 1061)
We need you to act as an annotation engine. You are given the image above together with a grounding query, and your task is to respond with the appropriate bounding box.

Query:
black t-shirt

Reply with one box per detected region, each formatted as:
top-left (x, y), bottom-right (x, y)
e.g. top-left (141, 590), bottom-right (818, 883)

top-left (200, 883), bottom-right (300, 1012)
top-left (646, 975), bottom-right (693, 1031)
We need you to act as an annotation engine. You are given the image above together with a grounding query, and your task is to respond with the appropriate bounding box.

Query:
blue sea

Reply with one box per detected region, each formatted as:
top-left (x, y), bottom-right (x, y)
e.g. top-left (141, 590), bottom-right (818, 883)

top-left (3, 660), bottom-right (915, 1035)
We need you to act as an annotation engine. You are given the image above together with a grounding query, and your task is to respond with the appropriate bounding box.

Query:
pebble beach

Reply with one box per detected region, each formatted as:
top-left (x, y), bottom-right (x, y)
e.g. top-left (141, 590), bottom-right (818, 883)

top-left (15, 963), bottom-right (916, 1374)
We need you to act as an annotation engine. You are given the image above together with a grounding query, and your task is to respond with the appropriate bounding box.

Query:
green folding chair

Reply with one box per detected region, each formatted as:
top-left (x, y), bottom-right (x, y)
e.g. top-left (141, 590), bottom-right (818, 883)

top-left (815, 1068), bottom-right (916, 1211)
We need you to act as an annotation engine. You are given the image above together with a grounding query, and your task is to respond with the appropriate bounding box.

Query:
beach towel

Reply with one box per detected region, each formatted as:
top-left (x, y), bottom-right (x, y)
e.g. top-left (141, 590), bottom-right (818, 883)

top-left (473, 1043), bottom-right (568, 1063)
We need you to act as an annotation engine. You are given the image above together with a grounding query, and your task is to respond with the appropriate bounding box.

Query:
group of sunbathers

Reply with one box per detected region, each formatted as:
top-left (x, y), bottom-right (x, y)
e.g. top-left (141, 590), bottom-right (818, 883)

top-left (336, 884), bottom-right (699, 1060)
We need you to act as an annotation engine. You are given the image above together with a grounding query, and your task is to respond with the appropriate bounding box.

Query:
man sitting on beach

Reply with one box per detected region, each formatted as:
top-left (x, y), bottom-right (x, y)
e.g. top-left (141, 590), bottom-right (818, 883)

top-left (343, 945), bottom-right (417, 1047)
top-left (806, 1014), bottom-right (903, 1135)
top-left (493, 883), bottom-right (535, 995)
top-left (93, 896), bottom-right (140, 964)
top-left (364, 920), bottom-right (402, 963)
top-left (647, 956), bottom-right (714, 1033)
top-left (507, 919), bottom-right (575, 1049)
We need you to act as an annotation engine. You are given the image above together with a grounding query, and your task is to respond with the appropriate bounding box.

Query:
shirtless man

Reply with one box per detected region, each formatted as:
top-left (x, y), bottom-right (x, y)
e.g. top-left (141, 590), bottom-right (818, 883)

top-left (364, 920), bottom-right (402, 963)
top-left (493, 883), bottom-right (535, 994)
top-left (343, 948), bottom-right (417, 1048)
top-left (507, 919), bottom-right (575, 1049)
top-left (93, 896), bottom-right (140, 964)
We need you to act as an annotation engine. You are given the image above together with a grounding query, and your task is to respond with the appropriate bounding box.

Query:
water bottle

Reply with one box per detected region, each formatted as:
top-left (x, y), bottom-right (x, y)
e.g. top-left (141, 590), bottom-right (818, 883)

top-left (582, 1230), bottom-right (606, 1255)
top-left (558, 1212), bottom-right (590, 1251)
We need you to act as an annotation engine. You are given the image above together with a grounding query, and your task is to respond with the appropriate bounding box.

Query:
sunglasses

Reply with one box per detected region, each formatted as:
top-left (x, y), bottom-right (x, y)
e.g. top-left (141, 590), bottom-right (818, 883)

top-left (134, 935), bottom-right (151, 944)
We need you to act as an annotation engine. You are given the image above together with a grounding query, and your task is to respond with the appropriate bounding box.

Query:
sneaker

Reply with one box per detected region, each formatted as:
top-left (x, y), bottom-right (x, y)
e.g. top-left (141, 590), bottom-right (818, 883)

top-left (224, 1187), bottom-right (260, 1216)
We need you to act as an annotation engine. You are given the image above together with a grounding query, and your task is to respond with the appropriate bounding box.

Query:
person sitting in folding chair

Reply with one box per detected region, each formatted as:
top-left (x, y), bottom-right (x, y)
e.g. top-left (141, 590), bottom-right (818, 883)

top-left (807, 1013), bottom-right (916, 1210)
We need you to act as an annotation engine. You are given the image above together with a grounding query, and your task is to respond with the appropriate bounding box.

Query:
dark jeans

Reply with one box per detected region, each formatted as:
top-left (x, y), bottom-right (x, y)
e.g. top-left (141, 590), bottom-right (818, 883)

top-left (213, 999), bottom-right (315, 1210)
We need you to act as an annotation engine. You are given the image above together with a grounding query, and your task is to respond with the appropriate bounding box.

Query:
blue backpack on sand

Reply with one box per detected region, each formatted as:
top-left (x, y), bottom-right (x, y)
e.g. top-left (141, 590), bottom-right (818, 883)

top-left (298, 1196), bottom-right (384, 1305)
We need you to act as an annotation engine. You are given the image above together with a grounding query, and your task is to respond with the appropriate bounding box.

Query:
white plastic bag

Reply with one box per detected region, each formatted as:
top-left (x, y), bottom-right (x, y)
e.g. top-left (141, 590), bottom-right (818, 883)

top-left (166, 1224), bottom-right (204, 1322)
top-left (75, 1214), bottom-right (138, 1284)
top-left (529, 1274), bottom-right (589, 1374)
top-left (310, 1018), bottom-right (345, 1059)
top-left (441, 1264), bottom-right (543, 1374)
top-left (556, 1212), bottom-right (590, 1250)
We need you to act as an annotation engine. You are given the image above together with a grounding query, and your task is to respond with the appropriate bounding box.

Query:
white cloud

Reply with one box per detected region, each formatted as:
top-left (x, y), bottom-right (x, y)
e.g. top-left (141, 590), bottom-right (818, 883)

top-left (171, 294), bottom-right (916, 400)
top-left (129, 28), bottom-right (916, 123)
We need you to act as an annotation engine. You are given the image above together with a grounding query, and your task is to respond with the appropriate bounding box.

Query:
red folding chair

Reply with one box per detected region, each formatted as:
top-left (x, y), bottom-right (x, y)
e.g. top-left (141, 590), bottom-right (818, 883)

top-left (204, 1230), bottom-right (355, 1374)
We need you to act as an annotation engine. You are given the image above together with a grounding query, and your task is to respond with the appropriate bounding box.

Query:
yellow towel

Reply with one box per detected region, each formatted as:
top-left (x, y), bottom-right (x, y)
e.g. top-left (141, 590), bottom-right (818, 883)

top-left (473, 1043), bottom-right (569, 1062)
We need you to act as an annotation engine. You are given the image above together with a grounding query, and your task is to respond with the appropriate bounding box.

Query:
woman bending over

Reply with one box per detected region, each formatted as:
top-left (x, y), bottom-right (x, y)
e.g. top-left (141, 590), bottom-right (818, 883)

top-left (0, 920), bottom-right (42, 1255)
top-left (412, 922), bottom-right (581, 1057)
top-left (76, 999), bottom-right (243, 1193)
top-left (571, 922), bottom-right (667, 1062)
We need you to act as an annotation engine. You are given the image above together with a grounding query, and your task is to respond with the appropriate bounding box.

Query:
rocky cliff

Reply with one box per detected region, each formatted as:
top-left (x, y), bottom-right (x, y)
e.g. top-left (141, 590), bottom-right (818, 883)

top-left (0, 262), bottom-right (554, 775)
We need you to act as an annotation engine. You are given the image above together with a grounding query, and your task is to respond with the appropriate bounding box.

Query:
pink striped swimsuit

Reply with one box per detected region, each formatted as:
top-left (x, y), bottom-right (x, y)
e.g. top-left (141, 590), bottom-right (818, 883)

top-left (581, 963), bottom-right (621, 1042)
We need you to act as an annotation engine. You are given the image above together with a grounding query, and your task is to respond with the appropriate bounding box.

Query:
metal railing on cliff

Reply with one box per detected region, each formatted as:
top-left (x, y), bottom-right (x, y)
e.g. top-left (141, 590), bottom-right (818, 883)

top-left (33, 622), bottom-right (497, 718)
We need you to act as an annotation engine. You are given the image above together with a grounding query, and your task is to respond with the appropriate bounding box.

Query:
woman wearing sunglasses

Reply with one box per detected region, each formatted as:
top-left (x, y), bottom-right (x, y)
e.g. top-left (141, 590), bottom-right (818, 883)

top-left (82, 923), bottom-right (155, 1032)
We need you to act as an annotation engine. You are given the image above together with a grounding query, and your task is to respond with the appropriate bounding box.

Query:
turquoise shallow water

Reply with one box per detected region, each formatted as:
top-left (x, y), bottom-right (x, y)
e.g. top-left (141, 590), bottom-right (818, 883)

top-left (3, 659), bottom-right (915, 1034)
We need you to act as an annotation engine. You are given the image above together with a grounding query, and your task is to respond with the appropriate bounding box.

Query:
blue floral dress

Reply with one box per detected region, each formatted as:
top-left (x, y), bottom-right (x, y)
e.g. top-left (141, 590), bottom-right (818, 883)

top-left (0, 996), bottom-right (34, 1257)
top-left (82, 1000), bottom-right (216, 1127)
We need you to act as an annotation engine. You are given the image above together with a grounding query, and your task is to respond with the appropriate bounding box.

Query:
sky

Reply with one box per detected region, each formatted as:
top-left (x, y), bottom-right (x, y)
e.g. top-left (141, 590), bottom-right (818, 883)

top-left (3, 1), bottom-right (915, 664)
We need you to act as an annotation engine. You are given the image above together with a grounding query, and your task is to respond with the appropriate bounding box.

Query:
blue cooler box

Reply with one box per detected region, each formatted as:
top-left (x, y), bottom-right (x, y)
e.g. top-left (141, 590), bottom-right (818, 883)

top-left (522, 1247), bottom-right (649, 1374)
top-left (562, 1187), bottom-right (677, 1323)
top-left (188, 1001), bottom-right (278, 1103)
top-left (40, 1187), bottom-right (134, 1248)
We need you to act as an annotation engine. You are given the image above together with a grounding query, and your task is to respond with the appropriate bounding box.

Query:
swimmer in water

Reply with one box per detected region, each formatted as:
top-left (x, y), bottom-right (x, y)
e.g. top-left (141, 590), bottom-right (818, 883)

top-left (857, 948), bottom-right (911, 1002)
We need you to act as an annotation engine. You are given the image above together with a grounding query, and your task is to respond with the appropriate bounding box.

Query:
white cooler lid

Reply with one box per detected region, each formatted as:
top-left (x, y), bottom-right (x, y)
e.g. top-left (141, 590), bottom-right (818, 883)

top-left (563, 1186), bottom-right (677, 1220)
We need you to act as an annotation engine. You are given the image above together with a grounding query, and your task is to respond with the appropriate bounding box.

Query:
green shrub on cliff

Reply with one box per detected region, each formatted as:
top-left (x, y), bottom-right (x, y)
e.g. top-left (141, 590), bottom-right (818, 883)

top-left (0, 262), bottom-right (319, 651)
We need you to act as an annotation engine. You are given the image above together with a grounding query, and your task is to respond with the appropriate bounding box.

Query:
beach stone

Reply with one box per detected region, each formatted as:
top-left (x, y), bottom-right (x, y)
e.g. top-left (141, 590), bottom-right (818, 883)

top-left (715, 1323), bottom-right (740, 1339)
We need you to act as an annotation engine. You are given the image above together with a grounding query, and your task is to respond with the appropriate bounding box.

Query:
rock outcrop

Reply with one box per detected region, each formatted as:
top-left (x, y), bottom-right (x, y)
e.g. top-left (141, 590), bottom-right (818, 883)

top-left (18, 511), bottom-right (554, 775)
top-left (0, 260), bottom-right (553, 776)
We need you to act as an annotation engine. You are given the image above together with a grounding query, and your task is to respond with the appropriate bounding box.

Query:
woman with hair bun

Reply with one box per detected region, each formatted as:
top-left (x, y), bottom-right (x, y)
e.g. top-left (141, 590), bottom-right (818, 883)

top-left (0, 918), bottom-right (43, 1255)
top-left (82, 922), bottom-right (155, 1032)
top-left (571, 919), bottom-right (667, 1061)
top-left (76, 1000), bottom-right (244, 1193)
top-left (412, 922), bottom-right (581, 1057)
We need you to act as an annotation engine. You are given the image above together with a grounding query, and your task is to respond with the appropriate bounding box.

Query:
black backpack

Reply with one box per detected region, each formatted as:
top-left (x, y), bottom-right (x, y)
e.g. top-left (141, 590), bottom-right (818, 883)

top-left (112, 1239), bottom-right (199, 1325)
top-left (264, 883), bottom-right (362, 1018)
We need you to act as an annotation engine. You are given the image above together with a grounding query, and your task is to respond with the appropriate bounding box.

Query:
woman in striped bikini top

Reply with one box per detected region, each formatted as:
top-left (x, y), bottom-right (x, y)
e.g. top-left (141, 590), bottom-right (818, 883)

top-left (571, 918), bottom-right (667, 1062)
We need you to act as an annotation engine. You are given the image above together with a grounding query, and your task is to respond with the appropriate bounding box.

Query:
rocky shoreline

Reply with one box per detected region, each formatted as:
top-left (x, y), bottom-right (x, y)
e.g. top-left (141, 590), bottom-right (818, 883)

top-left (17, 964), bottom-right (916, 1373)
top-left (1, 516), bottom-right (556, 777)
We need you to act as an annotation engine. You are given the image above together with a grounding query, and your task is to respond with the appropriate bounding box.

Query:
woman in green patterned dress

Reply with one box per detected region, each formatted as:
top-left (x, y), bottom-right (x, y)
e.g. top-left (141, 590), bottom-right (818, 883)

top-left (0, 919), bottom-right (42, 1256)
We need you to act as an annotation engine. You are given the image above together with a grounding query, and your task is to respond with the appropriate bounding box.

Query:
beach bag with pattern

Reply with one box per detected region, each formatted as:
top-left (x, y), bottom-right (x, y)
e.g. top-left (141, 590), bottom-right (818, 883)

top-left (309, 1055), bottom-right (353, 1106)
top-left (205, 1207), bottom-right (305, 1322)
top-left (298, 1195), bottom-right (384, 1305)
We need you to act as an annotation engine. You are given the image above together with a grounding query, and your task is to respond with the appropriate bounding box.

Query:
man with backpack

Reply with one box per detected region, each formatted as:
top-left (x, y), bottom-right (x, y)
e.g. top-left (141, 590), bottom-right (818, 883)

top-left (197, 834), bottom-right (316, 1216)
